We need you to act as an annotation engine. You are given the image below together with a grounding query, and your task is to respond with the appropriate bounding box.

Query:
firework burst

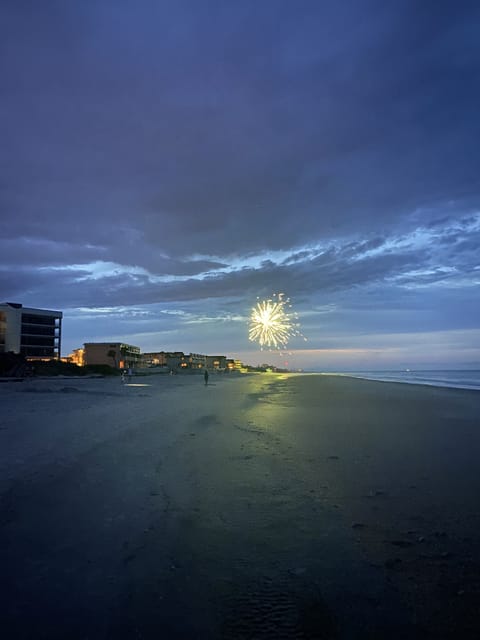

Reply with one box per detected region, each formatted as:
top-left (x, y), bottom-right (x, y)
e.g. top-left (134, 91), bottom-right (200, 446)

top-left (248, 293), bottom-right (304, 350)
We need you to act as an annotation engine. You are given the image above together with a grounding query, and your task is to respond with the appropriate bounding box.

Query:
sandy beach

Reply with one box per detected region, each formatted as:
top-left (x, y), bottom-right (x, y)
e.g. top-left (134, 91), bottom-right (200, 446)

top-left (1, 372), bottom-right (479, 639)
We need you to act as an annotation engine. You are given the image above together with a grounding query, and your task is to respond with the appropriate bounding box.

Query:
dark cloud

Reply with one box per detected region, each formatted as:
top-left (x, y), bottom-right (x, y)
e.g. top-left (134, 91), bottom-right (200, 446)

top-left (0, 238), bottom-right (107, 268)
top-left (2, 1), bottom-right (480, 256)
top-left (3, 230), bottom-right (431, 310)
top-left (1, 0), bottom-right (479, 363)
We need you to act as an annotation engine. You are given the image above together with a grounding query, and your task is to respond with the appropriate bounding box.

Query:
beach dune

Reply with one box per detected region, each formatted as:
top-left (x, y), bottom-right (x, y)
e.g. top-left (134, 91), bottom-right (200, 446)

top-left (1, 373), bottom-right (479, 638)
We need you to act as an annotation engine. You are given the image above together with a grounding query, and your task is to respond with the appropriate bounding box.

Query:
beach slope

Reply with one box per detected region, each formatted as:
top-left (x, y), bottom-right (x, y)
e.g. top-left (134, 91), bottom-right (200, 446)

top-left (1, 373), bottom-right (479, 638)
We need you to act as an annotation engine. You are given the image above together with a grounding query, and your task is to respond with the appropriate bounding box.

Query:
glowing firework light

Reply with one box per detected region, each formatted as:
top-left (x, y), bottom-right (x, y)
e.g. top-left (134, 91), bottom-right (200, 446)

top-left (249, 293), bottom-right (304, 350)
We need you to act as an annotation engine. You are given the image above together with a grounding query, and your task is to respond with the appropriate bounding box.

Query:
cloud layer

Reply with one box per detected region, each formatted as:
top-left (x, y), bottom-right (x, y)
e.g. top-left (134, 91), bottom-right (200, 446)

top-left (1, 0), bottom-right (479, 366)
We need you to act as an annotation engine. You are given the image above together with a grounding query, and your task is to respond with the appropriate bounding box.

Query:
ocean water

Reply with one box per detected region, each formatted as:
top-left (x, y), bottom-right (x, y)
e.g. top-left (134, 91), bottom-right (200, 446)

top-left (333, 370), bottom-right (480, 391)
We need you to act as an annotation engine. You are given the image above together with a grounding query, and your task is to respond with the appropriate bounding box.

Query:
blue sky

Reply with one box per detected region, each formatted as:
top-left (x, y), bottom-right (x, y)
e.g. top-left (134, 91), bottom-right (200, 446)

top-left (1, 0), bottom-right (479, 369)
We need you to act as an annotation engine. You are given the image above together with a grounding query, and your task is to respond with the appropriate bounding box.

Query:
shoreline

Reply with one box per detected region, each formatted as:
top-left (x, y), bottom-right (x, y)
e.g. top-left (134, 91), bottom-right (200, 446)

top-left (301, 370), bottom-right (480, 392)
top-left (3, 366), bottom-right (480, 392)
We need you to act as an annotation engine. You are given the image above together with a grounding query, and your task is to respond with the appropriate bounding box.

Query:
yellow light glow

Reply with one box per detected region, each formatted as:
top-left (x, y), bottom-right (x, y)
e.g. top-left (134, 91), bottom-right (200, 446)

top-left (249, 293), bottom-right (304, 350)
top-left (125, 383), bottom-right (151, 387)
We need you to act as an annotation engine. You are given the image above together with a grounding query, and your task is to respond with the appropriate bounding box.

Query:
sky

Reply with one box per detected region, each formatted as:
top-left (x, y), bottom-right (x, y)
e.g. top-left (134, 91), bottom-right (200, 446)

top-left (1, 0), bottom-right (480, 370)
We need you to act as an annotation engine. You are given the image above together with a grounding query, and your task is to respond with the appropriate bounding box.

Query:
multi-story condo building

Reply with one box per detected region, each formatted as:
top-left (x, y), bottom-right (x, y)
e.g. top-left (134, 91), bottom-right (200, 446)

top-left (0, 302), bottom-right (62, 359)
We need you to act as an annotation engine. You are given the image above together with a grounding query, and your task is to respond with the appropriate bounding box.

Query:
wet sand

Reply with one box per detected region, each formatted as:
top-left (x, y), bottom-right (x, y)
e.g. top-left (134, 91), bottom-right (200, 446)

top-left (1, 373), bottom-right (479, 638)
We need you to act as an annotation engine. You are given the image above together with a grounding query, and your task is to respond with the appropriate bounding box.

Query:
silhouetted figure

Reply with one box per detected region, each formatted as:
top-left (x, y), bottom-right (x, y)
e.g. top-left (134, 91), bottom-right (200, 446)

top-left (204, 369), bottom-right (209, 386)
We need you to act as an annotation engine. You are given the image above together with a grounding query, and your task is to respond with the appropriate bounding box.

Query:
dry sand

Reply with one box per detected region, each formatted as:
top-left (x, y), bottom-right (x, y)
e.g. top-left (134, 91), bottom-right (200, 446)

top-left (1, 372), bottom-right (479, 639)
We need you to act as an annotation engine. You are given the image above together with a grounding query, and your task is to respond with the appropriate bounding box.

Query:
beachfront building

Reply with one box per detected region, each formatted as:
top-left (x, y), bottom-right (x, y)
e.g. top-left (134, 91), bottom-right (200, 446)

top-left (187, 353), bottom-right (207, 370)
top-left (83, 342), bottom-right (141, 369)
top-left (164, 351), bottom-right (188, 371)
top-left (143, 351), bottom-right (169, 367)
top-left (143, 351), bottom-right (208, 372)
top-left (0, 302), bottom-right (62, 360)
top-left (206, 355), bottom-right (227, 371)
top-left (65, 348), bottom-right (85, 367)
top-left (143, 351), bottom-right (186, 370)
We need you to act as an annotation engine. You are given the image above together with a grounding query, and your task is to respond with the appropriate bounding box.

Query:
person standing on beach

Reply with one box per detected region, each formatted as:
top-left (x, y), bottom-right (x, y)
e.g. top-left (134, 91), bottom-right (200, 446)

top-left (204, 369), bottom-right (209, 386)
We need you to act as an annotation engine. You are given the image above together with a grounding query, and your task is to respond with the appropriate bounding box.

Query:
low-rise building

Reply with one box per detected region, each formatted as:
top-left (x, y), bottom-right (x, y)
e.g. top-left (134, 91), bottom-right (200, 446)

top-left (234, 359), bottom-right (248, 372)
top-left (143, 351), bottom-right (207, 372)
top-left (187, 353), bottom-right (207, 370)
top-left (66, 348), bottom-right (85, 367)
top-left (83, 342), bottom-right (141, 369)
top-left (139, 350), bottom-right (233, 372)
top-left (143, 351), bottom-right (168, 367)
top-left (206, 355), bottom-right (227, 371)
top-left (164, 352), bottom-right (187, 371)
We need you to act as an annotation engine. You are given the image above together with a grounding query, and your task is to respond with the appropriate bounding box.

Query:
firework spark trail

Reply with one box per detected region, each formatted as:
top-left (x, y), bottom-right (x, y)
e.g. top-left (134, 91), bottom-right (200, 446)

top-left (248, 293), bottom-right (304, 350)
